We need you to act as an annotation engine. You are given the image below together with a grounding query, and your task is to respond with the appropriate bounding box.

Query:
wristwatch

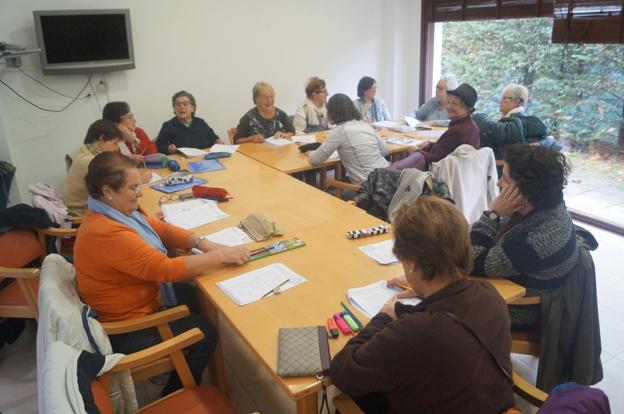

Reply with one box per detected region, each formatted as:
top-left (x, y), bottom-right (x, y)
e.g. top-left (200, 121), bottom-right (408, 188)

top-left (194, 235), bottom-right (208, 249)
top-left (483, 210), bottom-right (501, 223)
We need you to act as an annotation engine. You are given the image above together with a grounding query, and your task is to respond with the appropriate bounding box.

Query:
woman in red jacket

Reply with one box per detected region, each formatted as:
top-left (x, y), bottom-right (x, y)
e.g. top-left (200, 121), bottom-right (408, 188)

top-left (103, 101), bottom-right (158, 158)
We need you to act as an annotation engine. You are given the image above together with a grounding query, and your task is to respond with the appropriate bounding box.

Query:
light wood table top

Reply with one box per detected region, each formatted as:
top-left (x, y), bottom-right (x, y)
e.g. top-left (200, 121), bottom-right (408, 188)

top-left (236, 127), bottom-right (447, 175)
top-left (195, 214), bottom-right (526, 402)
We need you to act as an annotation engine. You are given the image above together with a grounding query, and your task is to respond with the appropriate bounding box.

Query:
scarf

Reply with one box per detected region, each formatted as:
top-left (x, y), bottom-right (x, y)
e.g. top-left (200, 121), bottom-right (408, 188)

top-left (301, 98), bottom-right (328, 127)
top-left (87, 196), bottom-right (178, 307)
top-left (502, 106), bottom-right (525, 118)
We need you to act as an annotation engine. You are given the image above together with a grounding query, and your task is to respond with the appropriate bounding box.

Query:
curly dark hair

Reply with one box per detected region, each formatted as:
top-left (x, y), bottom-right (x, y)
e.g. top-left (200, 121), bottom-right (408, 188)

top-left (327, 93), bottom-right (361, 124)
top-left (503, 144), bottom-right (571, 210)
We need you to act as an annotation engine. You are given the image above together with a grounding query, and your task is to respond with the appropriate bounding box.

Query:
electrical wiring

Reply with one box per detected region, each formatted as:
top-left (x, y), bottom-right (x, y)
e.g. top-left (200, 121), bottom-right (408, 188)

top-left (0, 73), bottom-right (92, 112)
top-left (16, 66), bottom-right (91, 100)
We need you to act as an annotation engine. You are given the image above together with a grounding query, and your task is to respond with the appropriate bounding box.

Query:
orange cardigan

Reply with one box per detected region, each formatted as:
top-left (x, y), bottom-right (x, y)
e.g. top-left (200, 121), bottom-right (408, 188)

top-left (74, 210), bottom-right (192, 322)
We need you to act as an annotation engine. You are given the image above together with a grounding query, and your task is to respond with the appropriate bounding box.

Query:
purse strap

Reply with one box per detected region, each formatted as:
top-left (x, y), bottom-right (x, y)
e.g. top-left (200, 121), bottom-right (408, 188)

top-left (430, 308), bottom-right (513, 384)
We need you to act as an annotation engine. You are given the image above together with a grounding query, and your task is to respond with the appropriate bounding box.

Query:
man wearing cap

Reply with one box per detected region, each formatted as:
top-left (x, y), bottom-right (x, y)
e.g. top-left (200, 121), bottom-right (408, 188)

top-left (391, 83), bottom-right (480, 171)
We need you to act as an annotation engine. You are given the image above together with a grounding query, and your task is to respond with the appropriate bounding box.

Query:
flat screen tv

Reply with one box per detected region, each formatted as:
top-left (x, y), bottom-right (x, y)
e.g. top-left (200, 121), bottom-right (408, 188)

top-left (33, 9), bottom-right (135, 75)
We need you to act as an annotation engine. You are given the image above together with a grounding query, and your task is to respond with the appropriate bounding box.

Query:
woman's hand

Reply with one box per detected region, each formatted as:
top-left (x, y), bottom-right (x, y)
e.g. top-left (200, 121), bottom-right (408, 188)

top-left (132, 154), bottom-right (145, 163)
top-left (218, 246), bottom-right (251, 265)
top-left (250, 134), bottom-right (265, 143)
top-left (167, 144), bottom-right (177, 154)
top-left (387, 275), bottom-right (417, 299)
top-left (380, 296), bottom-right (398, 320)
top-left (215, 138), bottom-right (224, 144)
top-left (490, 183), bottom-right (527, 217)
top-left (417, 141), bottom-right (431, 151)
top-left (117, 124), bottom-right (136, 143)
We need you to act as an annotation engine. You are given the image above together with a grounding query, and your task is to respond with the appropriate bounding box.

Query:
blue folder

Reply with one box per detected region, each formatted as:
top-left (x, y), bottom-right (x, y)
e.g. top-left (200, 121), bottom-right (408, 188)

top-left (187, 159), bottom-right (225, 174)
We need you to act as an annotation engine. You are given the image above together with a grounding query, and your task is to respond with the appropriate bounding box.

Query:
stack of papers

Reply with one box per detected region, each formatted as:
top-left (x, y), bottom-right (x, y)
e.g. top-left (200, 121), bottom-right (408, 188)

top-left (265, 137), bottom-right (292, 146)
top-left (200, 227), bottom-right (253, 246)
top-left (387, 137), bottom-right (423, 146)
top-left (347, 280), bottom-right (422, 319)
top-left (418, 130), bottom-right (445, 139)
top-left (358, 239), bottom-right (398, 265)
top-left (217, 263), bottom-right (307, 306)
top-left (210, 144), bottom-right (239, 154)
top-left (177, 147), bottom-right (208, 157)
top-left (372, 120), bottom-right (405, 129)
top-left (160, 199), bottom-right (228, 229)
top-left (291, 135), bottom-right (317, 144)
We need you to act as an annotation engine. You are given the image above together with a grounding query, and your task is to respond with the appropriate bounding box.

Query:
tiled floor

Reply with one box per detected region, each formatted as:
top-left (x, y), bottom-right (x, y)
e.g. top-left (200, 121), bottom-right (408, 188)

top-left (1, 221), bottom-right (623, 413)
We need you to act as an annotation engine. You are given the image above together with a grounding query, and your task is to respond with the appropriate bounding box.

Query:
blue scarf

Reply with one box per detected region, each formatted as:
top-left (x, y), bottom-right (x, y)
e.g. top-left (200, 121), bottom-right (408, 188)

top-left (88, 196), bottom-right (178, 307)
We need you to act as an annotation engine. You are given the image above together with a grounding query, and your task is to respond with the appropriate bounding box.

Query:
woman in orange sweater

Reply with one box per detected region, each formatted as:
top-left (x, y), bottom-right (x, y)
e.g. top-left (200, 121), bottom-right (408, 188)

top-left (74, 151), bottom-right (250, 396)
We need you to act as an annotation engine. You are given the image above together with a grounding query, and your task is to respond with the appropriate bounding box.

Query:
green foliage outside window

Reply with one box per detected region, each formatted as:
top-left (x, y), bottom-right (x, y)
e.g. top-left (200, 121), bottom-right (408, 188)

top-left (441, 18), bottom-right (624, 148)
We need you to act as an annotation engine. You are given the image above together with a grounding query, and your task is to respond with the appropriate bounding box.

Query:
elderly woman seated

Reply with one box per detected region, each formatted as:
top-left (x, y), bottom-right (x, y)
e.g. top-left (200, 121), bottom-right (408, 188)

top-left (304, 93), bottom-right (389, 185)
top-left (74, 152), bottom-right (250, 396)
top-left (330, 196), bottom-right (515, 413)
top-left (471, 144), bottom-right (577, 331)
top-left (293, 76), bottom-right (329, 133)
top-left (390, 83), bottom-right (480, 171)
top-left (233, 82), bottom-right (295, 144)
top-left (473, 83), bottom-right (560, 159)
top-left (155, 90), bottom-right (223, 154)
top-left (409, 74), bottom-right (458, 122)
top-left (62, 120), bottom-right (122, 216)
top-left (103, 101), bottom-right (157, 159)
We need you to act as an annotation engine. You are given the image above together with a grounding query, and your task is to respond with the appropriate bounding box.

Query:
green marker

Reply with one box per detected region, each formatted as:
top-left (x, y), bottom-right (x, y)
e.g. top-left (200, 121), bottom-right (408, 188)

top-left (341, 312), bottom-right (360, 332)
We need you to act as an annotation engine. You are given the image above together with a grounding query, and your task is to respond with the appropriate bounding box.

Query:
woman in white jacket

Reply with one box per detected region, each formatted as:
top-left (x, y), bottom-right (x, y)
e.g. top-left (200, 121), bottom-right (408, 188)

top-left (293, 77), bottom-right (329, 133)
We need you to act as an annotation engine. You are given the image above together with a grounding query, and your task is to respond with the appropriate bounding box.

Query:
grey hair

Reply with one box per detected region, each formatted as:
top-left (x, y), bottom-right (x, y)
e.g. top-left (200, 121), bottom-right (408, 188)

top-left (440, 74), bottom-right (458, 90)
top-left (502, 84), bottom-right (529, 106)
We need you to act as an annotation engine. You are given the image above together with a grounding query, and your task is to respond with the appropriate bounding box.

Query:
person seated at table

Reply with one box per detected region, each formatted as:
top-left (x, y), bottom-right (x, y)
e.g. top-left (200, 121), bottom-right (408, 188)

top-left (471, 144), bottom-right (577, 330)
top-left (304, 93), bottom-right (389, 185)
top-left (331, 196), bottom-right (515, 414)
top-left (473, 83), bottom-right (560, 159)
top-left (103, 101), bottom-right (157, 159)
top-left (390, 83), bottom-right (480, 171)
top-left (353, 76), bottom-right (391, 123)
top-left (74, 151), bottom-right (250, 396)
top-left (62, 119), bottom-right (122, 216)
top-left (293, 76), bottom-right (329, 133)
top-left (408, 74), bottom-right (458, 122)
top-left (233, 82), bottom-right (295, 144)
top-left (156, 90), bottom-right (223, 154)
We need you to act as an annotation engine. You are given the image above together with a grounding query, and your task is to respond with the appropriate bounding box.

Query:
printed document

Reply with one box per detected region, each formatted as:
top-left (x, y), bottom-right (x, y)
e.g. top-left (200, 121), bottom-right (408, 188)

top-left (265, 137), bottom-right (292, 146)
top-left (202, 227), bottom-right (253, 246)
top-left (217, 263), bottom-right (307, 306)
top-left (291, 135), bottom-right (317, 144)
top-left (387, 137), bottom-right (423, 146)
top-left (209, 144), bottom-right (239, 154)
top-left (358, 239), bottom-right (398, 265)
top-left (347, 280), bottom-right (421, 319)
top-left (161, 199), bottom-right (228, 229)
top-left (177, 147), bottom-right (208, 157)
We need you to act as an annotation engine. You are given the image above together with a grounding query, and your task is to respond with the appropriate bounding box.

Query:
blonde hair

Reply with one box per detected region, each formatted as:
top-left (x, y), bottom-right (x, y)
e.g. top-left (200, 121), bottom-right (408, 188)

top-left (392, 196), bottom-right (472, 281)
top-left (252, 82), bottom-right (275, 104)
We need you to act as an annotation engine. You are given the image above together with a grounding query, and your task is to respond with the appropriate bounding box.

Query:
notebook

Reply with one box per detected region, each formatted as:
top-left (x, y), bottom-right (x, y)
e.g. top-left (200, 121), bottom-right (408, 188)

top-left (187, 159), bottom-right (225, 174)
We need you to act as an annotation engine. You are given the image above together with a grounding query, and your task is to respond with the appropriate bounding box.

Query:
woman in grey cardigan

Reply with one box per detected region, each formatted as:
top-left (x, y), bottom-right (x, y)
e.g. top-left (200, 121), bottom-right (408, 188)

top-left (471, 144), bottom-right (577, 330)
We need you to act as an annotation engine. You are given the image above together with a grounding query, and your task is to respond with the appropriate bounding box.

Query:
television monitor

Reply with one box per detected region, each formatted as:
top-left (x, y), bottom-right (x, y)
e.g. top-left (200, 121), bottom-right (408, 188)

top-left (33, 9), bottom-right (135, 75)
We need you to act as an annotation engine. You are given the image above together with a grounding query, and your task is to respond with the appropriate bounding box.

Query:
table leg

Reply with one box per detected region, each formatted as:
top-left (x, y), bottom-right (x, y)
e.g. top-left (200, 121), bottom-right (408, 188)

top-left (296, 392), bottom-right (319, 414)
top-left (201, 297), bottom-right (229, 396)
top-left (320, 167), bottom-right (327, 189)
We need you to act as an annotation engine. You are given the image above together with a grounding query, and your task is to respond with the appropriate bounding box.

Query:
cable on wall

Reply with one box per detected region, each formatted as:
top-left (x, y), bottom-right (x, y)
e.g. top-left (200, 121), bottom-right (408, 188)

top-left (16, 66), bottom-right (91, 100)
top-left (0, 73), bottom-right (92, 112)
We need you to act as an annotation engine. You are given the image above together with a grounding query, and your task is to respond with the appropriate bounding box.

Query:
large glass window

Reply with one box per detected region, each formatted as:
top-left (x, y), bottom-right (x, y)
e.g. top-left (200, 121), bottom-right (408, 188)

top-left (439, 18), bottom-right (624, 228)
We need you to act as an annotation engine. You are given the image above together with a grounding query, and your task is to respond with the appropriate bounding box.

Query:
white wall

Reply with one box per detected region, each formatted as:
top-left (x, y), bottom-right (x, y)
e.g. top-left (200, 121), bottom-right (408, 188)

top-left (0, 0), bottom-right (421, 204)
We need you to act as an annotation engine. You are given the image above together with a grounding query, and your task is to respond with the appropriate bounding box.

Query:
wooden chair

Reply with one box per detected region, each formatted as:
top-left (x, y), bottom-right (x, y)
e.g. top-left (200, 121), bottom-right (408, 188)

top-left (93, 327), bottom-right (240, 413)
top-left (509, 295), bottom-right (541, 356)
top-left (0, 227), bottom-right (76, 321)
top-left (227, 127), bottom-right (237, 144)
top-left (324, 164), bottom-right (361, 199)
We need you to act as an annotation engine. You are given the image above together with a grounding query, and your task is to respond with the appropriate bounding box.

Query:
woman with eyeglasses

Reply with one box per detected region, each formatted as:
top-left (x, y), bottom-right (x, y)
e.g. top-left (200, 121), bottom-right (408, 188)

top-left (293, 77), bottom-right (330, 133)
top-left (352, 76), bottom-right (391, 123)
top-left (74, 151), bottom-right (250, 396)
top-left (472, 83), bottom-right (556, 159)
top-left (103, 101), bottom-right (157, 159)
top-left (155, 90), bottom-right (223, 154)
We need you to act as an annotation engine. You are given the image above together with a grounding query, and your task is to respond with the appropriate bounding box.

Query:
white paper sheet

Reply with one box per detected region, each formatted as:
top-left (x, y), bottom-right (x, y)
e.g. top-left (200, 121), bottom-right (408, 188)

top-left (372, 120), bottom-right (404, 129)
top-left (404, 116), bottom-right (422, 128)
top-left (265, 137), bottom-right (292, 146)
top-left (291, 135), bottom-right (317, 144)
top-left (358, 239), bottom-right (398, 265)
top-left (347, 280), bottom-right (421, 319)
top-left (387, 137), bottom-right (423, 146)
top-left (328, 150), bottom-right (340, 160)
top-left (177, 147), bottom-right (208, 157)
top-left (161, 199), bottom-right (228, 229)
top-left (216, 263), bottom-right (307, 306)
top-left (202, 227), bottom-right (253, 246)
top-left (209, 144), bottom-right (239, 154)
top-left (148, 172), bottom-right (162, 183)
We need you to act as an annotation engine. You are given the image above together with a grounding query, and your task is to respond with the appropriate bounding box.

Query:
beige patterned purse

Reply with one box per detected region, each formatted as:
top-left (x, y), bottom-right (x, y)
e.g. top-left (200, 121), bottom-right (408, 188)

top-left (277, 326), bottom-right (331, 377)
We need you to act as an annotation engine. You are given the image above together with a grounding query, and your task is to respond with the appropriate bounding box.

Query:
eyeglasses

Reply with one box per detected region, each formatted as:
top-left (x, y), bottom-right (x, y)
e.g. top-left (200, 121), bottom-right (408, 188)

top-left (500, 96), bottom-right (516, 102)
top-left (174, 100), bottom-right (193, 107)
top-left (128, 184), bottom-right (142, 195)
top-left (120, 114), bottom-right (136, 122)
top-left (159, 193), bottom-right (194, 205)
top-left (315, 89), bottom-right (328, 94)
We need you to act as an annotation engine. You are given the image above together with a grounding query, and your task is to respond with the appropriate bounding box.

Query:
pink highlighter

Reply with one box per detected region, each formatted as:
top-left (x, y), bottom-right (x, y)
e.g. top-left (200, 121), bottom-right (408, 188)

top-left (333, 313), bottom-right (353, 335)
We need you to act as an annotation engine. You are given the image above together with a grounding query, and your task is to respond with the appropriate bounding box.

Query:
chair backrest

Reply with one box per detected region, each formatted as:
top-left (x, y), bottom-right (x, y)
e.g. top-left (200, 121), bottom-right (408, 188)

top-left (430, 145), bottom-right (498, 224)
top-left (227, 127), bottom-right (237, 144)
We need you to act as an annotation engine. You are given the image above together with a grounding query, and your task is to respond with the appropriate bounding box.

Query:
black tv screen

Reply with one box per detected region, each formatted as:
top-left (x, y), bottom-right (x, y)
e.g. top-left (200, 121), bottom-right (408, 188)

top-left (33, 9), bottom-right (135, 75)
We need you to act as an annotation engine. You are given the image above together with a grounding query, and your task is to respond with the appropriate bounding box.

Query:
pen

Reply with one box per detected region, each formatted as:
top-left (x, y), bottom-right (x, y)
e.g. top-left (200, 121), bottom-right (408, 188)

top-left (340, 301), bottom-right (363, 329)
top-left (396, 283), bottom-right (413, 292)
top-left (250, 245), bottom-right (273, 256)
top-left (260, 279), bottom-right (290, 299)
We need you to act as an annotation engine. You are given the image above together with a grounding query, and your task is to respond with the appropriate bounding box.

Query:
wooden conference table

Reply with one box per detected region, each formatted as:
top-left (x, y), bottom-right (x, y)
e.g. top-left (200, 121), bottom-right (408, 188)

top-left (139, 150), bottom-right (525, 414)
top-left (236, 127), bottom-right (447, 176)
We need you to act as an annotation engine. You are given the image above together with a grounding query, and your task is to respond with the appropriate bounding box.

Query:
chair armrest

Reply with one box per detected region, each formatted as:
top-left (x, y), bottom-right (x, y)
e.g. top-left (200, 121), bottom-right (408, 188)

top-left (512, 371), bottom-right (548, 407)
top-left (101, 305), bottom-right (190, 335)
top-left (325, 178), bottom-right (361, 192)
top-left (36, 227), bottom-right (78, 238)
top-left (510, 296), bottom-right (541, 306)
top-left (332, 394), bottom-right (364, 414)
top-left (109, 327), bottom-right (203, 373)
top-left (0, 267), bottom-right (40, 279)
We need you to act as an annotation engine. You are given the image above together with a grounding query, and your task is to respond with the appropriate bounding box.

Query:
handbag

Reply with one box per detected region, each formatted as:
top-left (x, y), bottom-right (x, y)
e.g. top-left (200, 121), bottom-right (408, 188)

top-left (277, 326), bottom-right (331, 377)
